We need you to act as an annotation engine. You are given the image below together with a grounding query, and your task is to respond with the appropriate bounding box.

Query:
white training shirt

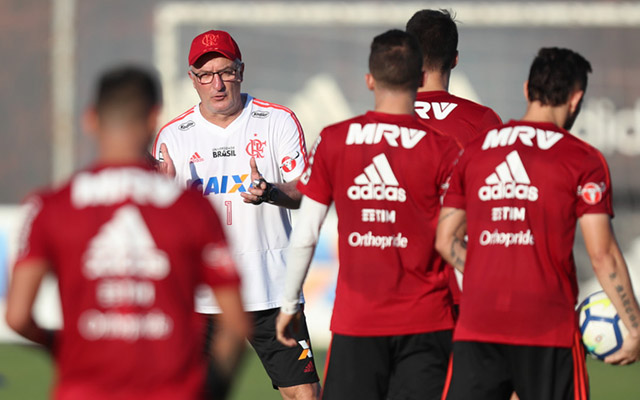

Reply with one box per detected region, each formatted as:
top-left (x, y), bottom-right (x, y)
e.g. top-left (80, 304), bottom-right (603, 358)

top-left (153, 94), bottom-right (307, 313)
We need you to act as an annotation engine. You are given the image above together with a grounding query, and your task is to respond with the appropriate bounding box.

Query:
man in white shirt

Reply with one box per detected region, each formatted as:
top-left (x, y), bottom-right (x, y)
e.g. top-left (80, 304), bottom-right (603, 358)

top-left (154, 29), bottom-right (320, 400)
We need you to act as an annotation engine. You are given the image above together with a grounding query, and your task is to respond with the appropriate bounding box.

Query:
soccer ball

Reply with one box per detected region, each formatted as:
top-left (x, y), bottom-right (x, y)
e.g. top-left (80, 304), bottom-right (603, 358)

top-left (578, 291), bottom-right (629, 360)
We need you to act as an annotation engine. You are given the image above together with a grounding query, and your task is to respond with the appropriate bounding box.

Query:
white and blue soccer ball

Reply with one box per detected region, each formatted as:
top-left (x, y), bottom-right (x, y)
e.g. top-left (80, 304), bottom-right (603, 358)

top-left (578, 291), bottom-right (629, 360)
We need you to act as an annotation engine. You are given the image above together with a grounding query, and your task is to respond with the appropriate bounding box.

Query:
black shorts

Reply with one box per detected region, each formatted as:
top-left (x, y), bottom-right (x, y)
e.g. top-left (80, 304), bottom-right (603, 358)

top-left (323, 330), bottom-right (452, 400)
top-left (443, 334), bottom-right (589, 400)
top-left (204, 308), bottom-right (319, 391)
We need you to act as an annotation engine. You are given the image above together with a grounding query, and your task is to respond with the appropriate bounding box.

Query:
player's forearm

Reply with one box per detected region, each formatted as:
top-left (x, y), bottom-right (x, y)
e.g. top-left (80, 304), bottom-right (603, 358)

top-left (281, 197), bottom-right (329, 314)
top-left (592, 249), bottom-right (640, 339)
top-left (435, 207), bottom-right (467, 273)
top-left (270, 180), bottom-right (303, 209)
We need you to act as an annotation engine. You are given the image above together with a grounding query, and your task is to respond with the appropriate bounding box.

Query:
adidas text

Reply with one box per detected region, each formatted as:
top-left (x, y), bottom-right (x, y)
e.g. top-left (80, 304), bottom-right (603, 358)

top-left (348, 183), bottom-right (406, 202)
top-left (478, 182), bottom-right (539, 202)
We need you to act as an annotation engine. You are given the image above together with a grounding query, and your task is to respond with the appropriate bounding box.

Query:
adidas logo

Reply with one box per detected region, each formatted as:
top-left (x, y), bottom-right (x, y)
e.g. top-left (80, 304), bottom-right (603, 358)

top-left (189, 152), bottom-right (204, 163)
top-left (303, 360), bottom-right (315, 373)
top-left (478, 150), bottom-right (538, 202)
top-left (347, 153), bottom-right (406, 202)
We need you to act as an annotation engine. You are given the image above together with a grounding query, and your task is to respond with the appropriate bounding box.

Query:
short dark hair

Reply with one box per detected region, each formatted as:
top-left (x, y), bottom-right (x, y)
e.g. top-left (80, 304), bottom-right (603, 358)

top-left (406, 9), bottom-right (458, 72)
top-left (369, 29), bottom-right (423, 91)
top-left (94, 66), bottom-right (161, 119)
top-left (527, 48), bottom-right (592, 106)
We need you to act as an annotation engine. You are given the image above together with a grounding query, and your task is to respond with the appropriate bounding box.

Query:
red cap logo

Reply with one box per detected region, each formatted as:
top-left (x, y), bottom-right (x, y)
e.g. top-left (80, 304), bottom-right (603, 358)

top-left (201, 34), bottom-right (219, 47)
top-left (580, 182), bottom-right (603, 205)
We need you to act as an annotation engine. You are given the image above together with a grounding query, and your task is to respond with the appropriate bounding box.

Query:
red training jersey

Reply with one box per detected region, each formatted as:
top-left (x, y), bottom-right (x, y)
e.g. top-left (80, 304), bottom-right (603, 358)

top-left (298, 111), bottom-right (460, 336)
top-left (415, 90), bottom-right (502, 306)
top-left (443, 120), bottom-right (613, 347)
top-left (14, 164), bottom-right (240, 400)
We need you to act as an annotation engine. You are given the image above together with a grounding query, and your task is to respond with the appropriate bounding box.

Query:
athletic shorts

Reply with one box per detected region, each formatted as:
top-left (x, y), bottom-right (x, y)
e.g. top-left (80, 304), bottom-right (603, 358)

top-left (323, 330), bottom-right (453, 400)
top-left (203, 308), bottom-right (319, 392)
top-left (443, 334), bottom-right (589, 400)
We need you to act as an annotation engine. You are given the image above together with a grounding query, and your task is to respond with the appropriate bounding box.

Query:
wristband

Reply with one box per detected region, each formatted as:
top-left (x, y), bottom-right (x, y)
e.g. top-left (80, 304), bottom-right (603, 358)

top-left (252, 178), bottom-right (276, 204)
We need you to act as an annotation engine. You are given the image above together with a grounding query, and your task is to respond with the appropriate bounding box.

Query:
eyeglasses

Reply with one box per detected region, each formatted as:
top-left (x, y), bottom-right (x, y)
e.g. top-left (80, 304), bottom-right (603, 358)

top-left (190, 67), bottom-right (241, 84)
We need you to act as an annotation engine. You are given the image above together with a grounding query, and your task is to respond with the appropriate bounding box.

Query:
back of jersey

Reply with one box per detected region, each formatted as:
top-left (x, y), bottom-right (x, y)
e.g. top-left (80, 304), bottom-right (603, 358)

top-left (444, 120), bottom-right (612, 348)
top-left (16, 164), bottom-right (238, 400)
top-left (299, 111), bottom-right (459, 336)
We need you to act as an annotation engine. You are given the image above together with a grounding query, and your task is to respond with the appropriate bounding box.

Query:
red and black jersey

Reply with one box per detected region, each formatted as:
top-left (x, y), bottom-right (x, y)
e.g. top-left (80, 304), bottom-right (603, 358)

top-left (15, 163), bottom-right (240, 400)
top-left (299, 111), bottom-right (460, 336)
top-left (443, 120), bottom-right (613, 347)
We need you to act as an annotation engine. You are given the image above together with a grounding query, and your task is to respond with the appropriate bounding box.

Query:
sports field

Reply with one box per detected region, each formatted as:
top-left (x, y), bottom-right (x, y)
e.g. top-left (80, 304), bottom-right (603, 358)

top-left (1, 343), bottom-right (639, 399)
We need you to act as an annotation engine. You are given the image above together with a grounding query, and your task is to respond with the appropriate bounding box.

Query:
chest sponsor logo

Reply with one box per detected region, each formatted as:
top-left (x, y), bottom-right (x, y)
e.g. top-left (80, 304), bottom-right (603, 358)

top-left (348, 231), bottom-right (408, 249)
top-left (280, 151), bottom-right (300, 173)
top-left (246, 134), bottom-right (267, 158)
top-left (212, 146), bottom-right (237, 158)
top-left (79, 205), bottom-right (173, 341)
top-left (179, 120), bottom-right (195, 131)
top-left (482, 125), bottom-right (563, 150)
top-left (578, 182), bottom-right (605, 205)
top-left (479, 229), bottom-right (535, 248)
top-left (346, 123), bottom-right (426, 149)
top-left (414, 101), bottom-right (458, 120)
top-left (191, 174), bottom-right (250, 195)
top-left (348, 153), bottom-right (406, 202)
top-left (361, 208), bottom-right (396, 223)
top-left (251, 110), bottom-right (269, 119)
top-left (491, 206), bottom-right (526, 221)
top-left (478, 150), bottom-right (539, 202)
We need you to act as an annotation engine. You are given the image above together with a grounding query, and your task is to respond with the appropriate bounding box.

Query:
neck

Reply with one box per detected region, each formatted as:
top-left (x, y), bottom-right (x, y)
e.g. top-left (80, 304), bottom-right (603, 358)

top-left (418, 69), bottom-right (450, 92)
top-left (521, 101), bottom-right (570, 129)
top-left (374, 88), bottom-right (416, 115)
top-left (96, 134), bottom-right (149, 165)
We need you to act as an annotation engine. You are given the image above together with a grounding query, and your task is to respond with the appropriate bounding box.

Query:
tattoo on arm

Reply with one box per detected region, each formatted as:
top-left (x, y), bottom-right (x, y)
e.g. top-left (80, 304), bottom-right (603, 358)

top-left (450, 237), bottom-right (465, 268)
top-left (612, 281), bottom-right (640, 329)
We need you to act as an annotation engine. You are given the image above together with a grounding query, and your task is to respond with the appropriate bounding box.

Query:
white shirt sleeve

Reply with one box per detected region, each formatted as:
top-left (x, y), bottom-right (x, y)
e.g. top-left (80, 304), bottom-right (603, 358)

top-left (280, 196), bottom-right (330, 314)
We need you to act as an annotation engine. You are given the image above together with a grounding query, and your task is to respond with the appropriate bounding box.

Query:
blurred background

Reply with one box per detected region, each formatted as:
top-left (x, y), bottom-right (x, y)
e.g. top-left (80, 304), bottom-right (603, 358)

top-left (1, 0), bottom-right (640, 398)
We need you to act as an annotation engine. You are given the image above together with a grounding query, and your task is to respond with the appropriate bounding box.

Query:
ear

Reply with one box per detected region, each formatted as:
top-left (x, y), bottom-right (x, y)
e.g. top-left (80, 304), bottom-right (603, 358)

top-left (568, 90), bottom-right (584, 113)
top-left (188, 70), bottom-right (197, 89)
top-left (365, 73), bottom-right (375, 91)
top-left (82, 107), bottom-right (99, 138)
top-left (146, 106), bottom-right (161, 138)
top-left (523, 81), bottom-right (529, 101)
top-left (237, 62), bottom-right (245, 83)
top-left (451, 51), bottom-right (459, 70)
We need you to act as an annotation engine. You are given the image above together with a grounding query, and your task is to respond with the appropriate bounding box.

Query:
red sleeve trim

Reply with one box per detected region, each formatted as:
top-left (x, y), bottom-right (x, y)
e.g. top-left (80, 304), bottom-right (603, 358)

top-left (252, 98), bottom-right (308, 165)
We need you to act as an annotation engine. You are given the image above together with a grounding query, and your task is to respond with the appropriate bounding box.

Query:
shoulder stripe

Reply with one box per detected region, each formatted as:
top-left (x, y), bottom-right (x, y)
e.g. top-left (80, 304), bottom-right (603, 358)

top-left (152, 107), bottom-right (196, 157)
top-left (252, 98), bottom-right (308, 165)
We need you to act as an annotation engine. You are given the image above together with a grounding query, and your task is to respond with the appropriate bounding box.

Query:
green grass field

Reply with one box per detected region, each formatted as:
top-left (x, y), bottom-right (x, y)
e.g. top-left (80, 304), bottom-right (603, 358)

top-left (1, 343), bottom-right (639, 399)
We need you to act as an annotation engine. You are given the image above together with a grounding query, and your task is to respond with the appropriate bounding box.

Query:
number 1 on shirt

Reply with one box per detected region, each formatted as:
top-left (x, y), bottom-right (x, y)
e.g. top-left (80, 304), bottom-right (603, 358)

top-left (224, 201), bottom-right (232, 225)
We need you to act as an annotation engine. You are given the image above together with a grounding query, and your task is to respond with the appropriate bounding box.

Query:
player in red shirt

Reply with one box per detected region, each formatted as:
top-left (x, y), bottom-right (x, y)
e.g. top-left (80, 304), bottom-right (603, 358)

top-left (436, 48), bottom-right (640, 400)
top-left (275, 30), bottom-right (460, 400)
top-left (406, 9), bottom-right (503, 311)
top-left (5, 66), bottom-right (249, 400)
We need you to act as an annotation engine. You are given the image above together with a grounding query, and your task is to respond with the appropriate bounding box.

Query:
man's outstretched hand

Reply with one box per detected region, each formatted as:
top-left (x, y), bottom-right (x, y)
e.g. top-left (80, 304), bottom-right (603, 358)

top-left (241, 157), bottom-right (268, 204)
top-left (158, 143), bottom-right (176, 178)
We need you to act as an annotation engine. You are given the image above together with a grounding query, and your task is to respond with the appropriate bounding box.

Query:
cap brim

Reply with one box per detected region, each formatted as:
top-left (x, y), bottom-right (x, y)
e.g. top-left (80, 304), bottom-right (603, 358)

top-left (189, 49), bottom-right (236, 66)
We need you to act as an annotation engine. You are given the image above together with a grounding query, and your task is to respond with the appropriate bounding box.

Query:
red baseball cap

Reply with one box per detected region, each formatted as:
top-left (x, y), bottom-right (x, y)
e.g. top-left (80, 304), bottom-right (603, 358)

top-left (188, 30), bottom-right (242, 66)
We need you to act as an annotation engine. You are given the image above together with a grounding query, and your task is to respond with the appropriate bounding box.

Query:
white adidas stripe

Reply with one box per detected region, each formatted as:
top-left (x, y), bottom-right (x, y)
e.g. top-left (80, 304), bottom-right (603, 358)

top-left (354, 153), bottom-right (399, 186)
top-left (485, 150), bottom-right (530, 185)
